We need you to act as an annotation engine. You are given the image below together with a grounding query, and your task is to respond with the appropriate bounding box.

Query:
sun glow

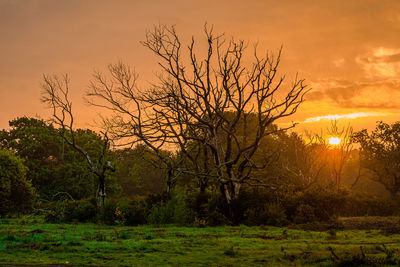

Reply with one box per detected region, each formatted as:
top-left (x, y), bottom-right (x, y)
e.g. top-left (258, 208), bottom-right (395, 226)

top-left (328, 137), bottom-right (341, 146)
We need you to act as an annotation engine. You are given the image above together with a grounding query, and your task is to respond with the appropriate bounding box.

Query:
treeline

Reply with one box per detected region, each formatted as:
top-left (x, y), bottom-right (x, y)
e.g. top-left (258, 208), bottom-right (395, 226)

top-left (1, 117), bottom-right (399, 226)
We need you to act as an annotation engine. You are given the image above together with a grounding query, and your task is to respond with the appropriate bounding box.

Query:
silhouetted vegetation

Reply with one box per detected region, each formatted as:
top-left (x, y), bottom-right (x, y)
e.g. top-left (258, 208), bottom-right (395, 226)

top-left (1, 115), bottom-right (400, 228)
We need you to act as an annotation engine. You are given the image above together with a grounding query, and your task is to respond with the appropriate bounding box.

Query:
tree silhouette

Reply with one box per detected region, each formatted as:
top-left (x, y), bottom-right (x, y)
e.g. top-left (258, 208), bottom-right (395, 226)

top-left (86, 25), bottom-right (309, 206)
top-left (353, 121), bottom-right (400, 199)
top-left (41, 74), bottom-right (114, 208)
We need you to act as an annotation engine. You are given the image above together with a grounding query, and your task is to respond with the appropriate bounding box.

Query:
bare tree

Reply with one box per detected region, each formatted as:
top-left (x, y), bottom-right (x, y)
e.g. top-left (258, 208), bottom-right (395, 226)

top-left (281, 132), bottom-right (327, 189)
top-left (327, 121), bottom-right (353, 190)
top-left (313, 121), bottom-right (353, 190)
top-left (86, 25), bottom-right (309, 205)
top-left (41, 74), bottom-right (114, 208)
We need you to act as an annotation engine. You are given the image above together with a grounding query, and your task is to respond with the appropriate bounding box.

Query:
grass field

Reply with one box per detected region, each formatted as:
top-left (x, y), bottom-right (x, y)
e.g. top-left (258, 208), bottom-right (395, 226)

top-left (0, 217), bottom-right (400, 266)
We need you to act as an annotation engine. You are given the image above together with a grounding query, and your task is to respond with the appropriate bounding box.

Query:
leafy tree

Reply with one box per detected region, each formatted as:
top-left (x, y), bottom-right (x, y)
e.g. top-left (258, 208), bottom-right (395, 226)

top-left (0, 117), bottom-right (63, 198)
top-left (353, 121), bottom-right (400, 199)
top-left (0, 149), bottom-right (35, 216)
top-left (114, 145), bottom-right (165, 196)
top-left (0, 117), bottom-right (118, 201)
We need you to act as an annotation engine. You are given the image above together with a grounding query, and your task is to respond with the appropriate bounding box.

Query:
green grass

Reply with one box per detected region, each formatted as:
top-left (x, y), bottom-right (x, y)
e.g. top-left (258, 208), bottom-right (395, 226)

top-left (0, 217), bottom-right (400, 266)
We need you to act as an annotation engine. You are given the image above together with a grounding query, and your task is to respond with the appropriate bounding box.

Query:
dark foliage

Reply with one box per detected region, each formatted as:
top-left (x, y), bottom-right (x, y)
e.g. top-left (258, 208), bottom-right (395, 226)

top-left (45, 198), bottom-right (97, 223)
top-left (341, 193), bottom-right (400, 217)
top-left (0, 117), bottom-right (120, 201)
top-left (0, 149), bottom-right (36, 216)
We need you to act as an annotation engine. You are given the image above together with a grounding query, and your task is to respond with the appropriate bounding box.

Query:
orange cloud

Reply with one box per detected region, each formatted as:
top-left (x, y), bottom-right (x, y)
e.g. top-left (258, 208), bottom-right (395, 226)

top-left (356, 47), bottom-right (400, 79)
top-left (306, 79), bottom-right (400, 110)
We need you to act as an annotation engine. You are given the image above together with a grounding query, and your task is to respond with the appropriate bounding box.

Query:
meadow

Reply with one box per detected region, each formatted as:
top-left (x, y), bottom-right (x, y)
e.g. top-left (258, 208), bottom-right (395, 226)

top-left (1, 217), bottom-right (400, 266)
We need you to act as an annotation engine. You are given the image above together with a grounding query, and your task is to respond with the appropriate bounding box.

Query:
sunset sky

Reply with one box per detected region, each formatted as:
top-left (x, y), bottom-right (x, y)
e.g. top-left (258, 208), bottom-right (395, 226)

top-left (1, 0), bottom-right (399, 133)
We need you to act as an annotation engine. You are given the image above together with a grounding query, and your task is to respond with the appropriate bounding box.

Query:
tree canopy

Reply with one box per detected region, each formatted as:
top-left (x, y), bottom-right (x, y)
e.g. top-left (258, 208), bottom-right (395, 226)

top-left (0, 149), bottom-right (35, 216)
top-left (353, 121), bottom-right (400, 199)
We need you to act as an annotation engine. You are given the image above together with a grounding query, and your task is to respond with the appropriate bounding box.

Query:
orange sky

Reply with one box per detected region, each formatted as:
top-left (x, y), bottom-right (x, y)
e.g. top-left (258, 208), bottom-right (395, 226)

top-left (1, 0), bottom-right (399, 133)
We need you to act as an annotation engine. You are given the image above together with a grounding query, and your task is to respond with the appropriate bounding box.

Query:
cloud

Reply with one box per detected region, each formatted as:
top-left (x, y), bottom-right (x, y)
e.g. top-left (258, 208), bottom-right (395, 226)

top-left (333, 58), bottom-right (345, 67)
top-left (303, 112), bottom-right (388, 123)
top-left (356, 47), bottom-right (400, 78)
top-left (306, 79), bottom-right (400, 110)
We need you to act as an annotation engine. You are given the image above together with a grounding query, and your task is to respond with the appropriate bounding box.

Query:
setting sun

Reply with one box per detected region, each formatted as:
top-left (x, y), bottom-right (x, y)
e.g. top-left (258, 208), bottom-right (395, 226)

top-left (328, 137), bottom-right (341, 146)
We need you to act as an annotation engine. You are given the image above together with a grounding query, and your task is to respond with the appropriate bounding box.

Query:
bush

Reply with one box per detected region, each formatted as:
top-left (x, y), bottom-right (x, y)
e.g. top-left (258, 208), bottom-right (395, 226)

top-left (64, 198), bottom-right (97, 222)
top-left (225, 185), bottom-right (348, 225)
top-left (265, 203), bottom-right (289, 226)
top-left (341, 193), bottom-right (399, 217)
top-left (118, 197), bottom-right (148, 226)
top-left (186, 190), bottom-right (231, 226)
top-left (45, 198), bottom-right (97, 223)
top-left (148, 193), bottom-right (192, 225)
top-left (0, 149), bottom-right (35, 216)
top-left (44, 200), bottom-right (68, 223)
top-left (186, 190), bottom-right (209, 221)
top-left (202, 192), bottom-right (232, 226)
top-left (293, 204), bottom-right (316, 224)
top-left (282, 186), bottom-right (348, 222)
top-left (97, 200), bottom-right (119, 225)
top-left (45, 196), bottom-right (151, 225)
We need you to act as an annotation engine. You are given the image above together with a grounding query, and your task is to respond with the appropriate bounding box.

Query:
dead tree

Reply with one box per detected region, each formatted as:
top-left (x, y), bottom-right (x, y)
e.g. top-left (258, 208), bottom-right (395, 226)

top-left (281, 133), bottom-right (327, 189)
top-left (86, 25), bottom-right (309, 205)
top-left (41, 74), bottom-right (114, 208)
top-left (313, 121), bottom-right (353, 190)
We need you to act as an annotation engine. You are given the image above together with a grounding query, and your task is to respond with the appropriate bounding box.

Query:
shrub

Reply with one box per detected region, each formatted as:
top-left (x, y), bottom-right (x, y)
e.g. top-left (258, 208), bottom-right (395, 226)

top-left (341, 193), bottom-right (399, 217)
top-left (64, 198), bottom-right (97, 222)
top-left (148, 193), bottom-right (192, 225)
top-left (97, 200), bottom-right (119, 225)
top-left (293, 204), bottom-right (316, 224)
top-left (45, 196), bottom-right (152, 225)
top-left (148, 202), bottom-right (174, 225)
top-left (231, 185), bottom-right (349, 225)
top-left (118, 197), bottom-right (148, 226)
top-left (44, 200), bottom-right (69, 223)
top-left (204, 192), bottom-right (232, 226)
top-left (0, 149), bottom-right (35, 216)
top-left (186, 190), bottom-right (209, 221)
top-left (282, 186), bottom-right (348, 222)
top-left (265, 203), bottom-right (289, 226)
top-left (45, 198), bottom-right (97, 223)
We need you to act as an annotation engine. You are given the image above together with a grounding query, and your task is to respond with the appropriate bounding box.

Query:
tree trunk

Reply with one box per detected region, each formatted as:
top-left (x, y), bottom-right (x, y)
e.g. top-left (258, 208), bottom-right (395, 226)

top-left (221, 182), bottom-right (241, 224)
top-left (165, 169), bottom-right (174, 195)
top-left (222, 182), bottom-right (241, 204)
top-left (198, 177), bottom-right (208, 193)
top-left (97, 175), bottom-right (106, 208)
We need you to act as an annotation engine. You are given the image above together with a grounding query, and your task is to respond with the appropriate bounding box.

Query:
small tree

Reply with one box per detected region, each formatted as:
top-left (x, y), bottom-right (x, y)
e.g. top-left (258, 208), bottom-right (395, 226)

top-left (41, 74), bottom-right (115, 208)
top-left (353, 121), bottom-right (400, 199)
top-left (0, 117), bottom-right (107, 200)
top-left (302, 121), bottom-right (354, 190)
top-left (86, 24), bottom-right (308, 207)
top-left (0, 117), bottom-right (62, 198)
top-left (0, 149), bottom-right (35, 216)
top-left (279, 132), bottom-right (327, 189)
top-left (325, 121), bottom-right (353, 190)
